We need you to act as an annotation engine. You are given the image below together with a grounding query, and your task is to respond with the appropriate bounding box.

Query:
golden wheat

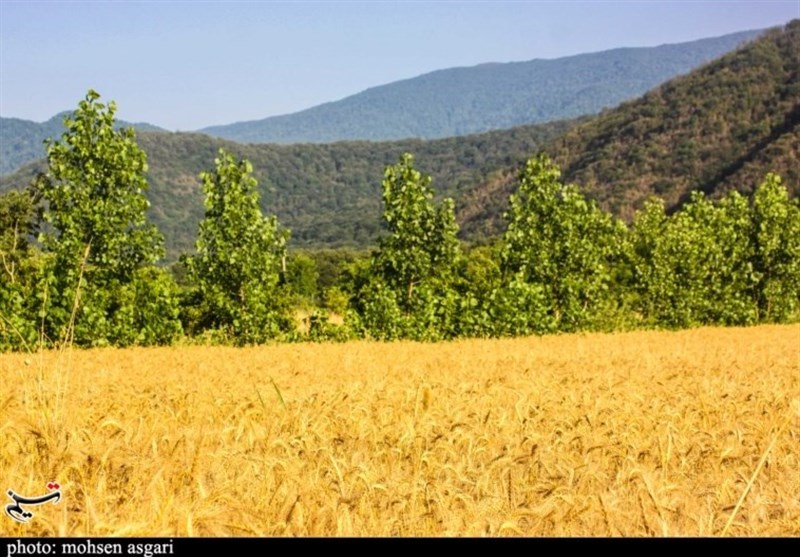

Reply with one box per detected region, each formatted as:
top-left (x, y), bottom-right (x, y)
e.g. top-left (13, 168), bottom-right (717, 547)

top-left (1, 325), bottom-right (798, 536)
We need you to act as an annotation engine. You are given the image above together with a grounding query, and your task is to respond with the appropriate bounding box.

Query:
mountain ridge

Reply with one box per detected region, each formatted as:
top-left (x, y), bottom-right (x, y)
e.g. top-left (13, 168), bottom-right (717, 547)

top-left (0, 28), bottom-right (765, 178)
top-left (200, 28), bottom-right (764, 144)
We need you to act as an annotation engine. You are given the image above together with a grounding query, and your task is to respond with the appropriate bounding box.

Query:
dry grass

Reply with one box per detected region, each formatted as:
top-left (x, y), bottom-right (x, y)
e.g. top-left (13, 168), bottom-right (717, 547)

top-left (1, 325), bottom-right (798, 536)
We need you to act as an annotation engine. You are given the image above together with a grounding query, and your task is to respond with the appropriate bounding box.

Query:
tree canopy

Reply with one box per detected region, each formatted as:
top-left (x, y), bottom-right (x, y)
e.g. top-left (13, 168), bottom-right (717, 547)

top-left (185, 149), bottom-right (292, 344)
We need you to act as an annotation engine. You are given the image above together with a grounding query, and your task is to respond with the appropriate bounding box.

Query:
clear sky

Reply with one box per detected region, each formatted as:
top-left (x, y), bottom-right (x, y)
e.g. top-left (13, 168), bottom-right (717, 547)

top-left (1, 0), bottom-right (798, 131)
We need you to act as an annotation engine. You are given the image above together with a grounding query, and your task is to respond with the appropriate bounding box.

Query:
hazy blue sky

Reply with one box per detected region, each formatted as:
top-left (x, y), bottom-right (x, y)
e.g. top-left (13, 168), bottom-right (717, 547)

top-left (1, 1), bottom-right (798, 130)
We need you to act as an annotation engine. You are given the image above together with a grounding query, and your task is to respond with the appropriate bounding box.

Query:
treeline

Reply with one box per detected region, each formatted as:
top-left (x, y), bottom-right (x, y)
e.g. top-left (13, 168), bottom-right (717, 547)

top-left (0, 113), bottom-right (164, 177)
top-left (340, 154), bottom-right (799, 341)
top-left (1, 91), bottom-right (799, 351)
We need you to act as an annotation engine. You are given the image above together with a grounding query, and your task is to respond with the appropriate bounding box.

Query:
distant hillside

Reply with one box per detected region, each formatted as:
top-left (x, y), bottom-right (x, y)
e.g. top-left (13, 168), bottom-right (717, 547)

top-left (0, 119), bottom-right (579, 261)
top-left (459, 20), bottom-right (800, 238)
top-left (0, 113), bottom-right (164, 176)
top-left (201, 29), bottom-right (763, 144)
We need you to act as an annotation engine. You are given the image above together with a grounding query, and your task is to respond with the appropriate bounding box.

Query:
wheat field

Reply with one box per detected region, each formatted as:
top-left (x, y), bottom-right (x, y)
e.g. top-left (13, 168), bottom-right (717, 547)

top-left (1, 325), bottom-right (798, 536)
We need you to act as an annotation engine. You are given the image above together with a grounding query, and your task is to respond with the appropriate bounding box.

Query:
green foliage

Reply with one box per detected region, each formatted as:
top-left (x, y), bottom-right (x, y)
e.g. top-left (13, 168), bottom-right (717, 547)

top-left (350, 154), bottom-right (462, 340)
top-left (349, 278), bottom-right (405, 340)
top-left (376, 154), bottom-right (460, 309)
top-left (129, 267), bottom-right (185, 345)
top-left (42, 91), bottom-right (163, 273)
top-left (629, 173), bottom-right (799, 327)
top-left (750, 173), bottom-right (800, 321)
top-left (544, 20), bottom-right (800, 221)
top-left (0, 184), bottom-right (40, 285)
top-left (627, 199), bottom-right (676, 325)
top-left (285, 252), bottom-right (320, 306)
top-left (449, 244), bottom-right (502, 337)
top-left (500, 154), bottom-right (627, 332)
top-left (1, 118), bottom-right (579, 261)
top-left (305, 311), bottom-right (355, 343)
top-left (488, 276), bottom-right (554, 336)
top-left (0, 185), bottom-right (43, 351)
top-left (185, 149), bottom-right (292, 344)
top-left (37, 90), bottom-right (181, 347)
top-left (629, 193), bottom-right (756, 327)
top-left (321, 286), bottom-right (350, 316)
top-left (305, 248), bottom-right (368, 292)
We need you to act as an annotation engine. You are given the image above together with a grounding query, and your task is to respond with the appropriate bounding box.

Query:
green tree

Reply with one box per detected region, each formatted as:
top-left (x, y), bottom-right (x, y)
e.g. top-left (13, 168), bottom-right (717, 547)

top-left (629, 192), bottom-right (757, 328)
top-left (185, 149), bottom-right (292, 344)
top-left (500, 154), bottom-right (627, 332)
top-left (454, 242), bottom-right (554, 338)
top-left (628, 175), bottom-right (800, 329)
top-left (38, 90), bottom-right (180, 346)
top-left (628, 198), bottom-right (677, 326)
top-left (350, 153), bottom-right (461, 340)
top-left (750, 173), bottom-right (800, 322)
top-left (451, 243), bottom-right (503, 337)
top-left (285, 251), bottom-right (320, 306)
top-left (0, 184), bottom-right (43, 350)
top-left (0, 185), bottom-right (40, 285)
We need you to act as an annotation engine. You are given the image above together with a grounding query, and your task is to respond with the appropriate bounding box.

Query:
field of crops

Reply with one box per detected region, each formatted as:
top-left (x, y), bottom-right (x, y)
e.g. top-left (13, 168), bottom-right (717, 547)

top-left (1, 325), bottom-right (798, 536)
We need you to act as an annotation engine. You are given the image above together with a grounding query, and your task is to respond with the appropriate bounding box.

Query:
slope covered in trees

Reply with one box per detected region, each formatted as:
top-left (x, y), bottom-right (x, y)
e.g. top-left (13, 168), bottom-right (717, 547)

top-left (460, 20), bottom-right (800, 236)
top-left (201, 30), bottom-right (762, 144)
top-left (1, 119), bottom-right (578, 260)
top-left (0, 113), bottom-right (164, 176)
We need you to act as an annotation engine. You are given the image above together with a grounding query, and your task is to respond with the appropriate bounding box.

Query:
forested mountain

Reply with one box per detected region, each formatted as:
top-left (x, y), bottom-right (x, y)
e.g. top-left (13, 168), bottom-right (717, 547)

top-left (459, 20), bottom-right (800, 237)
top-left (201, 29), bottom-right (762, 144)
top-left (0, 113), bottom-right (163, 176)
top-left (0, 119), bottom-right (579, 260)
